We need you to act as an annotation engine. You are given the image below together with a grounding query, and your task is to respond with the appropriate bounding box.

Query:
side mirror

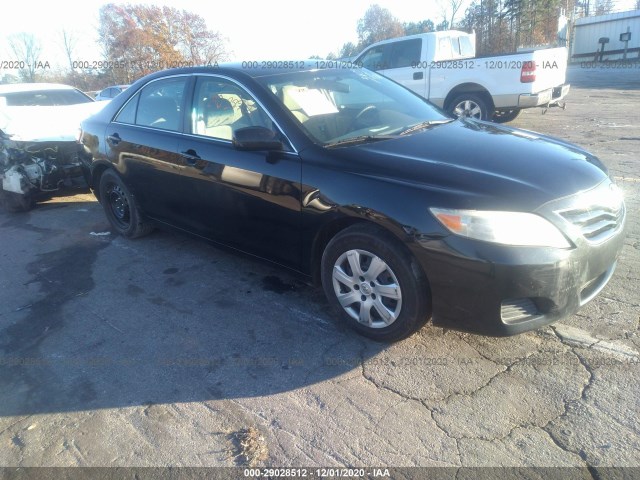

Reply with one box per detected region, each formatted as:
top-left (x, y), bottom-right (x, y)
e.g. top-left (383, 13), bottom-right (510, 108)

top-left (232, 126), bottom-right (283, 151)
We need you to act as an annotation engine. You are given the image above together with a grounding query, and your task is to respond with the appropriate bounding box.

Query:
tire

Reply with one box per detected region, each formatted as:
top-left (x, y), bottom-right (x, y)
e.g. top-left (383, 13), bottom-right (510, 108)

top-left (0, 190), bottom-right (35, 213)
top-left (448, 93), bottom-right (491, 121)
top-left (493, 108), bottom-right (522, 123)
top-left (98, 169), bottom-right (153, 238)
top-left (321, 224), bottom-right (431, 342)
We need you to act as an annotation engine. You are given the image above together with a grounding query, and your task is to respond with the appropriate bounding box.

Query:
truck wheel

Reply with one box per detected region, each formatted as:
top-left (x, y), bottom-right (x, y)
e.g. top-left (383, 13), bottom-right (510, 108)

top-left (98, 169), bottom-right (153, 238)
top-left (493, 109), bottom-right (522, 123)
top-left (321, 224), bottom-right (431, 342)
top-left (449, 94), bottom-right (490, 121)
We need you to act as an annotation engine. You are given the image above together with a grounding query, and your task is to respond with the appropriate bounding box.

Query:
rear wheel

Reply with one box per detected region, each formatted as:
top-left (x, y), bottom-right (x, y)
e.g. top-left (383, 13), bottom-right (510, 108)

top-left (449, 93), bottom-right (491, 121)
top-left (493, 108), bottom-right (522, 123)
top-left (98, 169), bottom-right (153, 238)
top-left (321, 224), bottom-right (431, 342)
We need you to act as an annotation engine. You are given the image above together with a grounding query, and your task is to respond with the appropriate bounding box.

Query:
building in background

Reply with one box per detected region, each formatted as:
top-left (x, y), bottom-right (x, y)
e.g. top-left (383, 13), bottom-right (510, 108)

top-left (570, 9), bottom-right (640, 62)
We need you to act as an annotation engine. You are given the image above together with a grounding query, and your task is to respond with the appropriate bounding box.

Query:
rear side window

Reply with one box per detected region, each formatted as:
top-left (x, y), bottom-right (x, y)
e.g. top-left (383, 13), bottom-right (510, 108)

top-left (389, 39), bottom-right (421, 69)
top-left (115, 93), bottom-right (139, 124)
top-left (438, 37), bottom-right (453, 59)
top-left (459, 36), bottom-right (474, 57)
top-left (115, 77), bottom-right (188, 132)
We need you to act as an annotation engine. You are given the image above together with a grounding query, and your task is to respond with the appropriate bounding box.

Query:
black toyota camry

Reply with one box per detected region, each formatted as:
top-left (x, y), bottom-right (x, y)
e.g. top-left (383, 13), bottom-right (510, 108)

top-left (80, 64), bottom-right (626, 342)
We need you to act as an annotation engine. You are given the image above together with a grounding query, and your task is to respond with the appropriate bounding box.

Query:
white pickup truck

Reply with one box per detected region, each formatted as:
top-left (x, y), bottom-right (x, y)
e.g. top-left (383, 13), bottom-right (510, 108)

top-left (353, 30), bottom-right (570, 122)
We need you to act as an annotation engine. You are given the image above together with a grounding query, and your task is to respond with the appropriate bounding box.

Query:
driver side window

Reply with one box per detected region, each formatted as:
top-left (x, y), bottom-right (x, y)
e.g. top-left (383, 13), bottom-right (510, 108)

top-left (192, 77), bottom-right (273, 141)
top-left (359, 45), bottom-right (390, 71)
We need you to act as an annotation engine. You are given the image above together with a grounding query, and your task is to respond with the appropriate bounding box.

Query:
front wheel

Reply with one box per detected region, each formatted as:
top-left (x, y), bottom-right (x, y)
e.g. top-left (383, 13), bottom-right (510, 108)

top-left (448, 93), bottom-right (491, 121)
top-left (321, 224), bottom-right (431, 342)
top-left (98, 169), bottom-right (153, 238)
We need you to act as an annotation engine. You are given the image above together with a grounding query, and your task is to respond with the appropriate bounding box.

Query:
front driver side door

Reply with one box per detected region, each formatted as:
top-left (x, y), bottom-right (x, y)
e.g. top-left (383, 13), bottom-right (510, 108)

top-left (176, 75), bottom-right (303, 269)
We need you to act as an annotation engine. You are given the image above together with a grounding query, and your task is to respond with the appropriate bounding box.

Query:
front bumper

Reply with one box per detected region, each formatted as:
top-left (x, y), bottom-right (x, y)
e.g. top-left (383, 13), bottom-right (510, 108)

top-left (519, 83), bottom-right (570, 108)
top-left (412, 182), bottom-right (626, 336)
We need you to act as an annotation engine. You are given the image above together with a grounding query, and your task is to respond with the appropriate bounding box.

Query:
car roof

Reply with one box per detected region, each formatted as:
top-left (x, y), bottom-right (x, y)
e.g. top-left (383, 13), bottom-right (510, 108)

top-left (137, 62), bottom-right (344, 82)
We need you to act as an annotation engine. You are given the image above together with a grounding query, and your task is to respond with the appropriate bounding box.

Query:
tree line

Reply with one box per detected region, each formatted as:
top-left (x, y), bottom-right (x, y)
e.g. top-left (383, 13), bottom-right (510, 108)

top-left (338, 0), bottom-right (621, 58)
top-left (2, 0), bottom-right (631, 87)
top-left (2, 3), bottom-right (228, 89)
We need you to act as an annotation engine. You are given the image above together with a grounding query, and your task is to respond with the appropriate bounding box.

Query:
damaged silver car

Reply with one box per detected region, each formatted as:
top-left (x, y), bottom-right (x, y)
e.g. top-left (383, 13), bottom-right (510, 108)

top-left (0, 83), bottom-right (106, 211)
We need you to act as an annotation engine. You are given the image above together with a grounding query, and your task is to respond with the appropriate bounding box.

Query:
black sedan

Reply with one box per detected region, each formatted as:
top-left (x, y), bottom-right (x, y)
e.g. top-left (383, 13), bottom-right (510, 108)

top-left (80, 64), bottom-right (626, 342)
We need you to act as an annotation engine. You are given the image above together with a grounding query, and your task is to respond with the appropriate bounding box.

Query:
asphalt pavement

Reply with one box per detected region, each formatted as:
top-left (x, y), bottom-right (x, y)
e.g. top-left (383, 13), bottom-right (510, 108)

top-left (0, 65), bottom-right (639, 473)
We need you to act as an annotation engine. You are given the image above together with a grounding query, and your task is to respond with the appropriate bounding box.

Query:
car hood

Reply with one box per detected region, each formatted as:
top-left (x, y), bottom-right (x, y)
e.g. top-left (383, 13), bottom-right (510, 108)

top-left (0, 101), bottom-right (108, 142)
top-left (333, 119), bottom-right (610, 211)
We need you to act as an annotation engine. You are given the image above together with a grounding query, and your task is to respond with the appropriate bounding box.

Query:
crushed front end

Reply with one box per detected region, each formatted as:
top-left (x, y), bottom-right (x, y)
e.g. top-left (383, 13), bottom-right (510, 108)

top-left (0, 131), bottom-right (90, 212)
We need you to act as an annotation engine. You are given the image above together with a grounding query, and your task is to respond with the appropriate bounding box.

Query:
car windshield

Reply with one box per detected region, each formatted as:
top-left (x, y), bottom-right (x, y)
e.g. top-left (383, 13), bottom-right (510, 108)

top-left (0, 89), bottom-right (94, 106)
top-left (256, 69), bottom-right (451, 146)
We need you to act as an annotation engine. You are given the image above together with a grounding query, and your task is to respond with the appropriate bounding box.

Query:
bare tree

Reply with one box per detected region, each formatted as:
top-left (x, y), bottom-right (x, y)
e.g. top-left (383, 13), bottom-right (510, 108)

top-left (60, 29), bottom-right (78, 75)
top-left (437, 0), bottom-right (466, 28)
top-left (594, 0), bottom-right (614, 15)
top-left (8, 33), bottom-right (42, 82)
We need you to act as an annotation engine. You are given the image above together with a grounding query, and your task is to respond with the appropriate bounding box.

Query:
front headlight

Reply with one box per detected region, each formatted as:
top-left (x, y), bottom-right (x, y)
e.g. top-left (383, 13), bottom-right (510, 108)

top-left (429, 208), bottom-right (571, 248)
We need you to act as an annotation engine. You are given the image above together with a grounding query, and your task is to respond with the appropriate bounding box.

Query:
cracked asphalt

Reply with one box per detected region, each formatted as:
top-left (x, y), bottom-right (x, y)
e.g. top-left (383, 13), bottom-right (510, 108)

top-left (0, 65), bottom-right (638, 471)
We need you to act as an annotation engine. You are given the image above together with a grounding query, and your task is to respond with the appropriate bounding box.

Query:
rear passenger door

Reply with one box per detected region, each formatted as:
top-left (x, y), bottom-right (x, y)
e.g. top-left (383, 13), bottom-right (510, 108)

top-left (106, 75), bottom-right (192, 225)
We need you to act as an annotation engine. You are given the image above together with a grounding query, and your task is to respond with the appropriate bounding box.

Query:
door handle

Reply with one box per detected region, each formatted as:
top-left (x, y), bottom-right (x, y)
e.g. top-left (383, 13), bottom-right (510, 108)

top-left (413, 72), bottom-right (424, 80)
top-left (181, 149), bottom-right (201, 165)
top-left (107, 133), bottom-right (121, 145)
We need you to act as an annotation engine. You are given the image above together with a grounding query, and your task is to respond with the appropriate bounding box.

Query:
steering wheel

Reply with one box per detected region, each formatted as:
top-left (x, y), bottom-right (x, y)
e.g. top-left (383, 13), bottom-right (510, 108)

top-left (349, 105), bottom-right (379, 130)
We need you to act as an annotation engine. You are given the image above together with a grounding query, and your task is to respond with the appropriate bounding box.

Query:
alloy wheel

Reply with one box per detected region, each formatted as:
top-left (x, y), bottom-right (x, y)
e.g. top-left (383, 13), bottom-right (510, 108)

top-left (331, 249), bottom-right (402, 328)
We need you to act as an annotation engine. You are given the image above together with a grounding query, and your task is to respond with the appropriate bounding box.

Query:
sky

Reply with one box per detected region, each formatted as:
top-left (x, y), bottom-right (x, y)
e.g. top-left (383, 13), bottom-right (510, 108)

top-left (0, 0), bottom-right (466, 72)
top-left (1, 0), bottom-right (637, 75)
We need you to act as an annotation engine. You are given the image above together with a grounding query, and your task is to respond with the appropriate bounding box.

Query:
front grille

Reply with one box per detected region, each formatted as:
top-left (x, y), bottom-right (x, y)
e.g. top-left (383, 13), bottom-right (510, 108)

top-left (559, 198), bottom-right (625, 244)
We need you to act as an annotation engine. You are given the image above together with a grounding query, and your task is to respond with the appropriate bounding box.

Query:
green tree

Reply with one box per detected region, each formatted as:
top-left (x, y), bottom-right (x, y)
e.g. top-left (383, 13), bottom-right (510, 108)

top-left (403, 20), bottom-right (435, 35)
top-left (339, 41), bottom-right (360, 58)
top-left (462, 0), bottom-right (564, 53)
top-left (356, 5), bottom-right (405, 48)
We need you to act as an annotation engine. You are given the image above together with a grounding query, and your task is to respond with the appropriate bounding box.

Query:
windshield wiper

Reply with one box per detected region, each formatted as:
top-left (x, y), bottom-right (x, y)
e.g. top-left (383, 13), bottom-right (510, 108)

top-left (399, 119), bottom-right (452, 136)
top-left (325, 134), bottom-right (397, 148)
